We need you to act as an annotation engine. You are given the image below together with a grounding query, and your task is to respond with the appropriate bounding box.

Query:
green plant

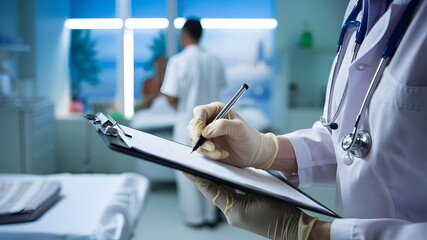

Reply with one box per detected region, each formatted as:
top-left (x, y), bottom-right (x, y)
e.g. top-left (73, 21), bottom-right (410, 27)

top-left (70, 30), bottom-right (100, 101)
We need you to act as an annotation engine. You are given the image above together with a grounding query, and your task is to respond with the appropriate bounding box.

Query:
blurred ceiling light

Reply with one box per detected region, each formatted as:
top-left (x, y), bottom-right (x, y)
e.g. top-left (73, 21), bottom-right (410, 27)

top-left (173, 18), bottom-right (186, 29)
top-left (125, 18), bottom-right (169, 29)
top-left (64, 18), bottom-right (123, 29)
top-left (65, 18), bottom-right (277, 30)
top-left (174, 18), bottom-right (278, 29)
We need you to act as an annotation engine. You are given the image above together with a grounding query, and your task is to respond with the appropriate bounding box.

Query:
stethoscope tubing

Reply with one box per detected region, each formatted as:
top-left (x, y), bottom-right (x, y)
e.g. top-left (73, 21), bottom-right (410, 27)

top-left (342, 57), bottom-right (389, 151)
top-left (322, 0), bottom-right (420, 161)
top-left (320, 49), bottom-right (349, 130)
top-left (343, 0), bottom-right (420, 153)
top-left (321, 0), bottom-right (364, 130)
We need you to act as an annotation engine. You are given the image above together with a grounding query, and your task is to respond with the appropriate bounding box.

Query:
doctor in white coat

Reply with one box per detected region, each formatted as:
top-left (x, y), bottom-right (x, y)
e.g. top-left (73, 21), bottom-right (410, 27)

top-left (161, 18), bottom-right (226, 227)
top-left (186, 0), bottom-right (427, 239)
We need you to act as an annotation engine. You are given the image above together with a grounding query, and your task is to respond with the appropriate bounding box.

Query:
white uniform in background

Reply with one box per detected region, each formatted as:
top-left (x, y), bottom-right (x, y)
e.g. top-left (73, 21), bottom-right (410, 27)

top-left (284, 0), bottom-right (427, 238)
top-left (161, 44), bottom-right (226, 226)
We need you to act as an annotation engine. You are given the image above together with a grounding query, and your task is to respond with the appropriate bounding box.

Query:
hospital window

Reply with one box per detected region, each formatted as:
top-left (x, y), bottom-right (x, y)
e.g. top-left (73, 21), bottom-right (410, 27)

top-left (66, 0), bottom-right (276, 118)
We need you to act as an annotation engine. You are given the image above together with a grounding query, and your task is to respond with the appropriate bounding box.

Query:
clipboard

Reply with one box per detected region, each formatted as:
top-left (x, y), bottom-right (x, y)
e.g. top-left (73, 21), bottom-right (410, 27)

top-left (85, 112), bottom-right (341, 218)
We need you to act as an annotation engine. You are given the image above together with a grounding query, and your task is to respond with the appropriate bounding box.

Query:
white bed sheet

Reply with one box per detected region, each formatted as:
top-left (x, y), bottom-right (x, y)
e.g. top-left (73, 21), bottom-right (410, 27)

top-left (130, 96), bottom-right (271, 132)
top-left (0, 173), bottom-right (150, 240)
top-left (130, 96), bottom-right (176, 130)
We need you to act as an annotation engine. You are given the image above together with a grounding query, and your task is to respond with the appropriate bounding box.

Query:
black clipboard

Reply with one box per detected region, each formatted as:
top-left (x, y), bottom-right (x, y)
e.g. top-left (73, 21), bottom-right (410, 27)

top-left (85, 112), bottom-right (340, 218)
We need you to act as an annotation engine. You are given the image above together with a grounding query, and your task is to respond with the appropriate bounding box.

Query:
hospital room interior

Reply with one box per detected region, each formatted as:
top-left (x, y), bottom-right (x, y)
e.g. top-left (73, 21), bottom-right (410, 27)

top-left (0, 0), bottom-right (348, 239)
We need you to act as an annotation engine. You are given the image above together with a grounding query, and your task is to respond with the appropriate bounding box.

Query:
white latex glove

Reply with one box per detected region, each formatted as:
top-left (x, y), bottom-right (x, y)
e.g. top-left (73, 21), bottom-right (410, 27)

top-left (185, 173), bottom-right (318, 240)
top-left (188, 102), bottom-right (279, 169)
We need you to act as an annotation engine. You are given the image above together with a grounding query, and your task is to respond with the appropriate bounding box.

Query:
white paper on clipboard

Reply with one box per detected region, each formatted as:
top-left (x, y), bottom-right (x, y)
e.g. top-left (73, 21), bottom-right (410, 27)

top-left (116, 125), bottom-right (339, 218)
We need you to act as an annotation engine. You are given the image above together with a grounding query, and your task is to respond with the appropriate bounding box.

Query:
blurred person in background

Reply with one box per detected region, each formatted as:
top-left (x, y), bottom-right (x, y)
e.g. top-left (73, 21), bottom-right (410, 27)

top-left (161, 18), bottom-right (226, 228)
top-left (135, 31), bottom-right (167, 111)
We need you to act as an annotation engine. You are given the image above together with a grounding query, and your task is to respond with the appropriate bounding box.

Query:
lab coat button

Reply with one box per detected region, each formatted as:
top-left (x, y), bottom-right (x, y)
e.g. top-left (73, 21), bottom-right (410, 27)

top-left (356, 63), bottom-right (368, 71)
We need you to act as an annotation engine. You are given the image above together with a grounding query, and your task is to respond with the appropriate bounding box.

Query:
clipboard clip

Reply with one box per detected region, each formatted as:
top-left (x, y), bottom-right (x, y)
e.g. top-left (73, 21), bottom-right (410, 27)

top-left (84, 113), bottom-right (132, 138)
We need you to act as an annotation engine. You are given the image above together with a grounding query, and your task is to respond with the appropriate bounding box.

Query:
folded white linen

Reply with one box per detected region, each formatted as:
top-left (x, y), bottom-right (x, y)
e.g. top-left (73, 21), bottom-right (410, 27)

top-left (0, 173), bottom-right (150, 240)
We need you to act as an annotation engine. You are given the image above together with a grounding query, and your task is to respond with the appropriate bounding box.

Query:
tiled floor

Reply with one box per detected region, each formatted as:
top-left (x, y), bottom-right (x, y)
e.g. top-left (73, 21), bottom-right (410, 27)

top-left (131, 182), bottom-right (265, 240)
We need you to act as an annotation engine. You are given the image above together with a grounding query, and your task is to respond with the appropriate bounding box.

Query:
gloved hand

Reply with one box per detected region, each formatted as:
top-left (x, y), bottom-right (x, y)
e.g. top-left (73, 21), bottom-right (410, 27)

top-left (187, 102), bottom-right (279, 169)
top-left (184, 173), bottom-right (318, 240)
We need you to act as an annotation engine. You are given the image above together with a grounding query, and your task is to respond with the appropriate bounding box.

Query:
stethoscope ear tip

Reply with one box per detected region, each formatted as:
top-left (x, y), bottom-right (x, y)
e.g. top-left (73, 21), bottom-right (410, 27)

top-left (320, 117), bottom-right (339, 130)
top-left (330, 123), bottom-right (339, 130)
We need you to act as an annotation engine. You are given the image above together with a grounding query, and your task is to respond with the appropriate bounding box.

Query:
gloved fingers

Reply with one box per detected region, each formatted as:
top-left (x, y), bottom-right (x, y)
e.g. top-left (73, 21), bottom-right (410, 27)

top-left (187, 118), bottom-right (205, 140)
top-left (192, 102), bottom-right (226, 123)
top-left (198, 140), bottom-right (216, 152)
top-left (188, 127), bottom-right (229, 159)
top-left (183, 173), bottom-right (218, 200)
top-left (194, 118), bottom-right (206, 136)
top-left (189, 135), bottom-right (216, 153)
top-left (198, 147), bottom-right (229, 160)
top-left (183, 172), bottom-right (234, 212)
top-left (185, 173), bottom-right (318, 240)
top-left (202, 118), bottom-right (244, 139)
top-left (189, 102), bottom-right (242, 143)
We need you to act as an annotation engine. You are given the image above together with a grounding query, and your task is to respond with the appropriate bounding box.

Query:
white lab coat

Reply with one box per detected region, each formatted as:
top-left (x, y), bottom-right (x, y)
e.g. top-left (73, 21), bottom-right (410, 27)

top-left (285, 0), bottom-right (427, 239)
top-left (161, 44), bottom-right (226, 145)
top-left (161, 44), bottom-right (226, 225)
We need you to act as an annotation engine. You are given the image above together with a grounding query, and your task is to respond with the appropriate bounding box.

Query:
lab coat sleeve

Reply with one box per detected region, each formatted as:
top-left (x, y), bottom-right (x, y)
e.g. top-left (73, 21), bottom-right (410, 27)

top-left (160, 56), bottom-right (179, 98)
top-left (331, 218), bottom-right (427, 240)
top-left (283, 121), bottom-right (337, 187)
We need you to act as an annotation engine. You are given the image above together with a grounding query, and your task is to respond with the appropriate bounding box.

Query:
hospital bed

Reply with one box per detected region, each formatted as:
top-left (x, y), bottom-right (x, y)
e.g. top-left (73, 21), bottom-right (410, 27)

top-left (0, 173), bottom-right (149, 240)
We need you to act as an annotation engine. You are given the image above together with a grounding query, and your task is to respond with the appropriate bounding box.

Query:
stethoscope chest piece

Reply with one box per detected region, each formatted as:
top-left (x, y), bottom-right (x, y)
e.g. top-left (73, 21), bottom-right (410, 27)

top-left (341, 130), bottom-right (372, 165)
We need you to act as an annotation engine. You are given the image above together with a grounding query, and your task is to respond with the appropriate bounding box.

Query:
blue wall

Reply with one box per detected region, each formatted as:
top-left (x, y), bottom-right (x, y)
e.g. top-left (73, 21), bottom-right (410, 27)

top-left (70, 0), bottom-right (115, 18)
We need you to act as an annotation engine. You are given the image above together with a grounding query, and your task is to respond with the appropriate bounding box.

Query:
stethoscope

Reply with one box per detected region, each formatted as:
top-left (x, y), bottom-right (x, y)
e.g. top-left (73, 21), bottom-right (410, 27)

top-left (320, 0), bottom-right (420, 165)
